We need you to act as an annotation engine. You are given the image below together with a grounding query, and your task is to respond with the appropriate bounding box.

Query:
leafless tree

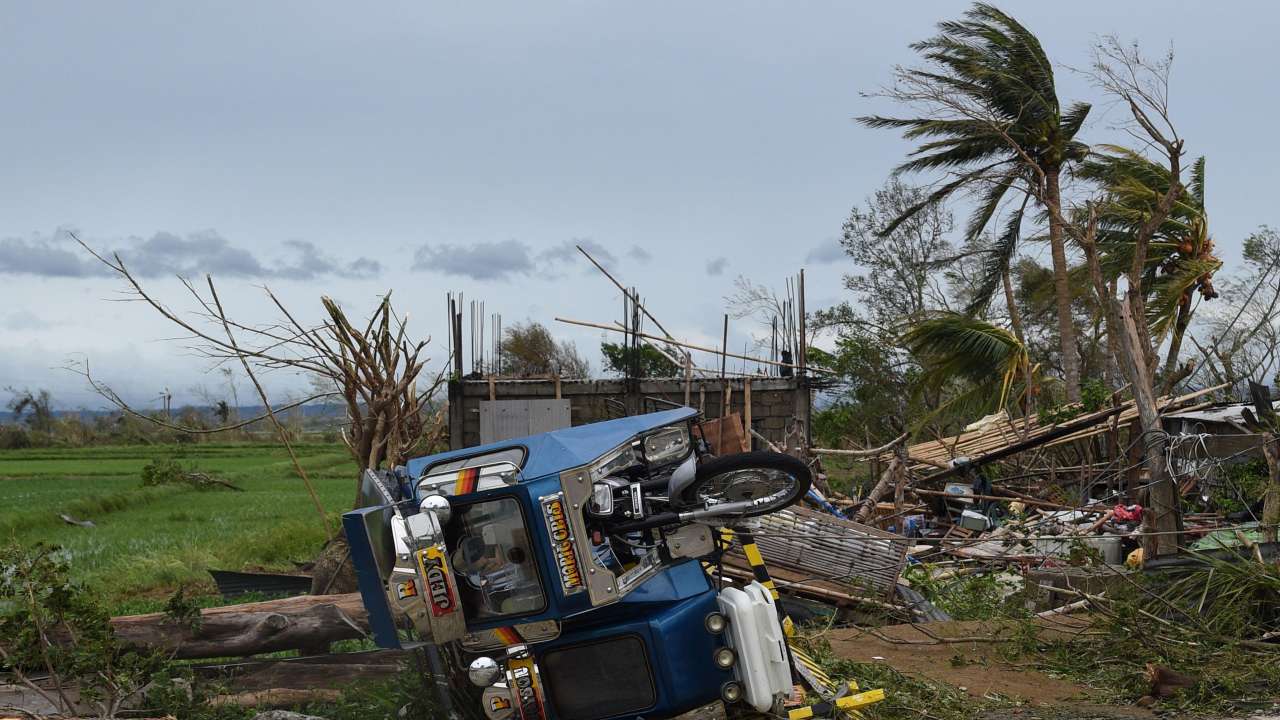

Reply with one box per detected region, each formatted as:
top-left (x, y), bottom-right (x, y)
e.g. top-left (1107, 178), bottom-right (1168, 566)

top-left (69, 234), bottom-right (447, 519)
top-left (1187, 228), bottom-right (1280, 395)
top-left (1073, 39), bottom-right (1189, 557)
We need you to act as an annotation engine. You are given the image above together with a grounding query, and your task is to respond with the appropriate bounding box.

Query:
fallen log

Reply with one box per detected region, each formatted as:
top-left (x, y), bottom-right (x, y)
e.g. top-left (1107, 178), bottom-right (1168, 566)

top-left (111, 593), bottom-right (374, 659)
top-left (194, 649), bottom-right (407, 691)
top-left (205, 651), bottom-right (414, 710)
top-left (855, 458), bottom-right (901, 523)
top-left (209, 688), bottom-right (342, 708)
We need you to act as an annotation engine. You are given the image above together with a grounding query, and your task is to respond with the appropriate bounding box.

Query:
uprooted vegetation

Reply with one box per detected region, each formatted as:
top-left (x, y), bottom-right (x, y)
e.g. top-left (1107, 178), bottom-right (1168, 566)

top-left (140, 457), bottom-right (243, 492)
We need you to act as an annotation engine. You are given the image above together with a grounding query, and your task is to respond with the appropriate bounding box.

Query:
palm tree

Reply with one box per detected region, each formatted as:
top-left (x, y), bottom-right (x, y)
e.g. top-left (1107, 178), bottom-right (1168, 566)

top-left (1078, 148), bottom-right (1220, 381)
top-left (860, 3), bottom-right (1090, 401)
top-left (900, 312), bottom-right (1032, 424)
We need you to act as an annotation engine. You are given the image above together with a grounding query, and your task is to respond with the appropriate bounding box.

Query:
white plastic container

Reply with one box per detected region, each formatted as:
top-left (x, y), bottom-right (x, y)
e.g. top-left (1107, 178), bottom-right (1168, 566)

top-left (717, 581), bottom-right (791, 713)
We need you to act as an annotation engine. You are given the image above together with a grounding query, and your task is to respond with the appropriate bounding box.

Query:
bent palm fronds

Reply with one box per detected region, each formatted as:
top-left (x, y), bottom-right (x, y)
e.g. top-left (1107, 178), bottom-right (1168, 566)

top-left (900, 313), bottom-right (1030, 412)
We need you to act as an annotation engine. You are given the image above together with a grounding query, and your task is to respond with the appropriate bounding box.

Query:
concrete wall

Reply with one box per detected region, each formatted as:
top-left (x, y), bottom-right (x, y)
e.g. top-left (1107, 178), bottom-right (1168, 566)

top-left (447, 376), bottom-right (808, 450)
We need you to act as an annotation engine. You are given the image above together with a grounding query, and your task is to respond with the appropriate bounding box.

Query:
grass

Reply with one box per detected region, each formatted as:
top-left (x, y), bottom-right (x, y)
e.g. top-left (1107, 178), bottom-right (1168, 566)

top-left (0, 442), bottom-right (354, 612)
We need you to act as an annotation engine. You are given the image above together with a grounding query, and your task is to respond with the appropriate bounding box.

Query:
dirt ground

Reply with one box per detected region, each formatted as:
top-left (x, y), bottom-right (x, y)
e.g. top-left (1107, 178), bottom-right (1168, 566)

top-left (825, 619), bottom-right (1280, 719)
top-left (825, 619), bottom-right (1156, 719)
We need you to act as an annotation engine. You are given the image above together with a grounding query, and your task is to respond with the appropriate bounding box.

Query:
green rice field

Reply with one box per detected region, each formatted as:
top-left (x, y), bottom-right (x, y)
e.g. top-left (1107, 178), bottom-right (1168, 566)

top-left (0, 443), bottom-right (354, 612)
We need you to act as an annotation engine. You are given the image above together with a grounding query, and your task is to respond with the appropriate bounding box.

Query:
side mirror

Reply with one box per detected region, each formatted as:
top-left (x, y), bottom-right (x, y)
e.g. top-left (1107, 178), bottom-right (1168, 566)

top-left (420, 494), bottom-right (452, 524)
top-left (469, 656), bottom-right (502, 687)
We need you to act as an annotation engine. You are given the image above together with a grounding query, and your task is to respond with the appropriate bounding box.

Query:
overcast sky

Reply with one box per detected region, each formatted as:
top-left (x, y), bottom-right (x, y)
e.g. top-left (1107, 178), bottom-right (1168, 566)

top-left (2, 2), bottom-right (1276, 408)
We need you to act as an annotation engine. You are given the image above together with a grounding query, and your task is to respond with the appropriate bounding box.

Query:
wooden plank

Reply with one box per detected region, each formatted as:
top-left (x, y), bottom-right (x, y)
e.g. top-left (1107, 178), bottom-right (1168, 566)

top-left (700, 413), bottom-right (749, 455)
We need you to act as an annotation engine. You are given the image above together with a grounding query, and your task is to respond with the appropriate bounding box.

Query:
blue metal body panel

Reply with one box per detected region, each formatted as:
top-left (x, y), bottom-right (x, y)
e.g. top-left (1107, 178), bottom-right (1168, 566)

top-left (533, 560), bottom-right (731, 719)
top-left (342, 506), bottom-right (402, 649)
top-left (404, 407), bottom-right (696, 481)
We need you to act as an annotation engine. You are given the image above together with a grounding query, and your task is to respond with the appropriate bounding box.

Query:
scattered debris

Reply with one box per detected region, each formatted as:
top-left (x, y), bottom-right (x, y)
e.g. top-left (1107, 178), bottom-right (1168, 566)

top-left (249, 711), bottom-right (329, 720)
top-left (58, 513), bottom-right (95, 527)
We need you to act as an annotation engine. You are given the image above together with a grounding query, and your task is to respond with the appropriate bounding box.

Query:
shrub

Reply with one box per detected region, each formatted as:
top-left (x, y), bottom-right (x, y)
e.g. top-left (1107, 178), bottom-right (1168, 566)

top-left (0, 542), bottom-right (169, 717)
top-left (0, 424), bottom-right (31, 449)
top-left (140, 458), bottom-right (187, 487)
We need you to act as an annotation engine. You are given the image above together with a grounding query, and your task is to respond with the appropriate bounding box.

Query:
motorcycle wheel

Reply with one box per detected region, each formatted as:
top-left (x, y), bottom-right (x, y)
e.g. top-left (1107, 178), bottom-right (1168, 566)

top-left (683, 451), bottom-right (811, 517)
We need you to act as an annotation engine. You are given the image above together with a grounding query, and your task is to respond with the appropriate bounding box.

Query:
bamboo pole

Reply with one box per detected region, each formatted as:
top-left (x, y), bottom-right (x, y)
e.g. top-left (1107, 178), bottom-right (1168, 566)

top-left (811, 433), bottom-right (909, 458)
top-left (684, 354), bottom-right (692, 407)
top-left (556, 316), bottom-right (832, 374)
top-left (577, 244), bottom-right (683, 350)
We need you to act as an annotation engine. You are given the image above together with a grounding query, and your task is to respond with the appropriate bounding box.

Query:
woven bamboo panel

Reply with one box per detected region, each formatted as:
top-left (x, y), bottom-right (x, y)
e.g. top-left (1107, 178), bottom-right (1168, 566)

top-left (745, 505), bottom-right (910, 600)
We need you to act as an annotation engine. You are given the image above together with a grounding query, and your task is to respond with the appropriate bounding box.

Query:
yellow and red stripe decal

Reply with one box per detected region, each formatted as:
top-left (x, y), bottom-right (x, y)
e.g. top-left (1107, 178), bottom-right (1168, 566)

top-left (493, 626), bottom-right (523, 646)
top-left (454, 467), bottom-right (479, 495)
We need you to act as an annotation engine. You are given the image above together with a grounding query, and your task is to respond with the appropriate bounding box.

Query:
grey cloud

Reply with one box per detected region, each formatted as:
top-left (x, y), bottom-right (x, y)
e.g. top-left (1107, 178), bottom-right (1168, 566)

top-left (0, 229), bottom-right (381, 280)
top-left (347, 257), bottom-right (382, 278)
top-left (411, 237), bottom-right (631, 281)
top-left (805, 238), bottom-right (845, 265)
top-left (0, 232), bottom-right (109, 277)
top-left (412, 240), bottom-right (535, 281)
top-left (2, 310), bottom-right (49, 331)
top-left (705, 257), bottom-right (729, 276)
top-left (119, 230), bottom-right (268, 277)
top-left (275, 239), bottom-right (382, 280)
top-left (539, 238), bottom-right (617, 270)
top-left (627, 245), bottom-right (652, 263)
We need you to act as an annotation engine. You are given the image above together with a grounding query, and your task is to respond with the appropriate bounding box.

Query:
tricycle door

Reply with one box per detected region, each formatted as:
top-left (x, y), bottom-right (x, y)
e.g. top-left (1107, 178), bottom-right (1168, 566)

top-left (439, 490), bottom-right (557, 632)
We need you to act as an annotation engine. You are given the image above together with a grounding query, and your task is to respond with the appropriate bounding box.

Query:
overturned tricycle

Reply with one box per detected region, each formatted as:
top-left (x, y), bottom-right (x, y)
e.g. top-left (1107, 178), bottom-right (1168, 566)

top-left (345, 408), bottom-right (814, 719)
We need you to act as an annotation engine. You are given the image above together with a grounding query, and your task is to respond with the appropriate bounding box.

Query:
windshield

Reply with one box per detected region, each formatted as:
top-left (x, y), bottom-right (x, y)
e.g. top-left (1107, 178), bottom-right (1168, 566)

top-left (445, 497), bottom-right (546, 620)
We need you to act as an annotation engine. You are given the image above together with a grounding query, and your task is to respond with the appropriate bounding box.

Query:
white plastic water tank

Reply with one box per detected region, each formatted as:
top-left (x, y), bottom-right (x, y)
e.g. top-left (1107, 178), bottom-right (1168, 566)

top-left (717, 581), bottom-right (791, 713)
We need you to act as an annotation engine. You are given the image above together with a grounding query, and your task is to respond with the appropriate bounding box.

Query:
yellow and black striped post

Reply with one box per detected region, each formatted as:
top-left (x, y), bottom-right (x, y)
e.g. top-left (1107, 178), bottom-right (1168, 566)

top-left (731, 527), bottom-right (794, 636)
top-left (787, 689), bottom-right (887, 719)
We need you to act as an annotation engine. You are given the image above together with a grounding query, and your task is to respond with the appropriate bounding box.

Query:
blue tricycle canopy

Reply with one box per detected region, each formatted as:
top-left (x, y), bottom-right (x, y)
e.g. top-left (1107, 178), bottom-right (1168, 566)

top-left (405, 406), bottom-right (697, 481)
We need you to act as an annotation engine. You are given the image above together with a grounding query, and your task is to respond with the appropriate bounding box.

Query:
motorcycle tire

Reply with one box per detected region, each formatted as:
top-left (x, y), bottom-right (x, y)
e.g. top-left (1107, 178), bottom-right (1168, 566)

top-left (682, 451), bottom-right (811, 517)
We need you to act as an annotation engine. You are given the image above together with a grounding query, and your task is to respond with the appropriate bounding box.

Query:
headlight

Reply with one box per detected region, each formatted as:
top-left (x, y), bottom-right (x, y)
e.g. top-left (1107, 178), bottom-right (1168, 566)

top-left (705, 612), bottom-right (727, 634)
top-left (720, 681), bottom-right (743, 703)
top-left (588, 482), bottom-right (615, 516)
top-left (592, 443), bottom-right (638, 480)
top-left (642, 425), bottom-right (690, 465)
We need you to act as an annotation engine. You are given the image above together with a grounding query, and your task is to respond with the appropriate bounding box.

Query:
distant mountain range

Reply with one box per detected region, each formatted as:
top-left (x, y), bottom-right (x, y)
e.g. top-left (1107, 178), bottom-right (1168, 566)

top-left (0, 404), bottom-right (349, 423)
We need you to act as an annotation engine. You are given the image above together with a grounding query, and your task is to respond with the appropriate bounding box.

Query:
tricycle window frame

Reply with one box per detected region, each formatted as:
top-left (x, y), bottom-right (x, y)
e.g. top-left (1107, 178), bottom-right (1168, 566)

top-left (422, 445), bottom-right (528, 477)
top-left (443, 494), bottom-right (548, 622)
